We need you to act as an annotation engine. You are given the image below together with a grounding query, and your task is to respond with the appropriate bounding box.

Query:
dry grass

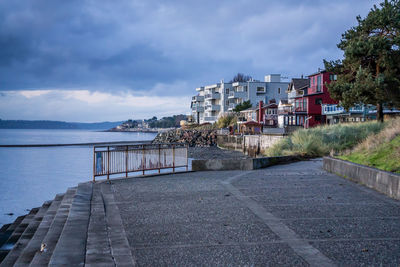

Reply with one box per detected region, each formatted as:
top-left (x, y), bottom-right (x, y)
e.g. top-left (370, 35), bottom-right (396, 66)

top-left (265, 120), bottom-right (386, 157)
top-left (339, 117), bottom-right (400, 173)
top-left (348, 117), bottom-right (400, 153)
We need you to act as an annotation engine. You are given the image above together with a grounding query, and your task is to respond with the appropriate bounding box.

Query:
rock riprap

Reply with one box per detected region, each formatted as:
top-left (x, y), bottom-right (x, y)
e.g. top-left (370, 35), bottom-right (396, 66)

top-left (153, 129), bottom-right (217, 147)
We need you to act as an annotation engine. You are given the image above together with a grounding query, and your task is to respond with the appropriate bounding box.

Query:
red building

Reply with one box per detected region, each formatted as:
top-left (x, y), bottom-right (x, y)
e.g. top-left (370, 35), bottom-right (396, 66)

top-left (294, 70), bottom-right (338, 128)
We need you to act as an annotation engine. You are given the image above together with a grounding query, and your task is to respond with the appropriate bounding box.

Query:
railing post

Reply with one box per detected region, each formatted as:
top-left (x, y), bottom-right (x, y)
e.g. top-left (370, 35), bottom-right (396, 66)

top-left (186, 144), bottom-right (188, 171)
top-left (158, 144), bottom-right (161, 174)
top-left (107, 146), bottom-right (110, 181)
top-left (93, 146), bottom-right (96, 182)
top-left (125, 145), bottom-right (128, 178)
top-left (142, 145), bottom-right (145, 175)
top-left (172, 144), bottom-right (175, 173)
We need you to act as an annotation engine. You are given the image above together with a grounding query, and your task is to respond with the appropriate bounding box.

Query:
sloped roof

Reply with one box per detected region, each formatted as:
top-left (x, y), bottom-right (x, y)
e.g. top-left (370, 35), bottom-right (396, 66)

top-left (289, 78), bottom-right (309, 91)
top-left (263, 103), bottom-right (278, 108)
top-left (308, 69), bottom-right (327, 77)
top-left (240, 106), bottom-right (257, 112)
top-left (242, 121), bottom-right (261, 126)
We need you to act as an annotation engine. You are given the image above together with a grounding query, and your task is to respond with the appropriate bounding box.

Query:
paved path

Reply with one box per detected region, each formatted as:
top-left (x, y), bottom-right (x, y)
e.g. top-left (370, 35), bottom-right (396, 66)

top-left (2, 159), bottom-right (399, 266)
top-left (109, 159), bottom-right (400, 266)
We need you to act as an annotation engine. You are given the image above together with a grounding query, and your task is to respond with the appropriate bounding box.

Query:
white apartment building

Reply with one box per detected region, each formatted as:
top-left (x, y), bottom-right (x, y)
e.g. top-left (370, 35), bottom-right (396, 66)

top-left (191, 74), bottom-right (289, 124)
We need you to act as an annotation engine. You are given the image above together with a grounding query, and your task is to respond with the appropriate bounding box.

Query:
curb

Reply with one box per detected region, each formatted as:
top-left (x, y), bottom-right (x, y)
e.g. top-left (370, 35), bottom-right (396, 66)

top-left (192, 155), bottom-right (305, 171)
top-left (323, 156), bottom-right (400, 200)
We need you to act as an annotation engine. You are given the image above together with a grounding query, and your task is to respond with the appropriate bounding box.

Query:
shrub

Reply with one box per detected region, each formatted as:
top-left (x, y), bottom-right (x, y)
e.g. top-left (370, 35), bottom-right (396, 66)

top-left (216, 115), bottom-right (237, 129)
top-left (265, 121), bottom-right (386, 157)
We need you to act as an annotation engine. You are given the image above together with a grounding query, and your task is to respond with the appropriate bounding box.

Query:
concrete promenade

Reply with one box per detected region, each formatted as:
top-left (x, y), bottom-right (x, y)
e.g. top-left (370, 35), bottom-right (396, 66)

top-left (111, 159), bottom-right (400, 266)
top-left (1, 159), bottom-right (400, 266)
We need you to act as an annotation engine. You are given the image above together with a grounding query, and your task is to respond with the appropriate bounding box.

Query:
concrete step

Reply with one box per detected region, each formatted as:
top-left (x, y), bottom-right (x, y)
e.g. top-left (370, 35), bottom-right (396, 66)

top-left (29, 188), bottom-right (77, 266)
top-left (100, 182), bottom-right (136, 266)
top-left (0, 224), bottom-right (11, 234)
top-left (85, 183), bottom-right (114, 266)
top-left (13, 193), bottom-right (64, 266)
top-left (0, 216), bottom-right (26, 262)
top-left (0, 216), bottom-right (26, 249)
top-left (49, 182), bottom-right (92, 266)
top-left (0, 201), bottom-right (51, 266)
top-left (0, 208), bottom-right (39, 261)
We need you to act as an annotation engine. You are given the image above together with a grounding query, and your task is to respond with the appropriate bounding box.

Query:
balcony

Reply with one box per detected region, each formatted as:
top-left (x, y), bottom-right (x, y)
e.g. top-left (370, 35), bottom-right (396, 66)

top-left (322, 104), bottom-right (344, 115)
top-left (322, 104), bottom-right (366, 115)
top-left (192, 106), bottom-right (204, 112)
top-left (196, 87), bottom-right (204, 92)
top-left (288, 90), bottom-right (304, 99)
top-left (205, 105), bottom-right (220, 111)
top-left (204, 116), bottom-right (217, 122)
top-left (349, 106), bottom-right (366, 113)
top-left (228, 103), bottom-right (236, 110)
top-left (294, 107), bottom-right (307, 113)
top-left (192, 95), bottom-right (205, 102)
top-left (205, 92), bottom-right (220, 100)
top-left (228, 91), bottom-right (246, 99)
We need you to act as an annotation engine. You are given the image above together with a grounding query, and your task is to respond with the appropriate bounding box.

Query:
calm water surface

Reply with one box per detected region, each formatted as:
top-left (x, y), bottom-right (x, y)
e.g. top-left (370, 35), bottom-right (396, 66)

top-left (0, 129), bottom-right (157, 226)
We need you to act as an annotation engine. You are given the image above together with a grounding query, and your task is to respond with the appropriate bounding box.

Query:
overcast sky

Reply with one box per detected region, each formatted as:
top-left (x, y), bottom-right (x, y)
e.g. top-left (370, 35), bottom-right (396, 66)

top-left (0, 0), bottom-right (381, 122)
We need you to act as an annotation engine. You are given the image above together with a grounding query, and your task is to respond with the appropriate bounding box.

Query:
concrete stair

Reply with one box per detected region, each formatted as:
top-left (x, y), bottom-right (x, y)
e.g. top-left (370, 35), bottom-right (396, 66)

top-left (0, 201), bottom-right (51, 266)
top-left (29, 187), bottom-right (77, 266)
top-left (13, 193), bottom-right (64, 266)
top-left (0, 207), bottom-right (40, 265)
top-left (0, 215), bottom-right (26, 262)
top-left (0, 181), bottom-right (134, 266)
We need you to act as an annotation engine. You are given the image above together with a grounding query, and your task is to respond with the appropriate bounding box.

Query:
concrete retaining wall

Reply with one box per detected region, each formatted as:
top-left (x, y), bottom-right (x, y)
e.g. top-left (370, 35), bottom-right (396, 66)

top-left (323, 157), bottom-right (400, 200)
top-left (192, 156), bottom-right (302, 171)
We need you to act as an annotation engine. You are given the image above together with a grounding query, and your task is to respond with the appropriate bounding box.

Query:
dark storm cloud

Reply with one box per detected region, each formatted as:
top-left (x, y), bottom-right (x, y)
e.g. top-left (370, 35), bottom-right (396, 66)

top-left (0, 0), bottom-right (381, 94)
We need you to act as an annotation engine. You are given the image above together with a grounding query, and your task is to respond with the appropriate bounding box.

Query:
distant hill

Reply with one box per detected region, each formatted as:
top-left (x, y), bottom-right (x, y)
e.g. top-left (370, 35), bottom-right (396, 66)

top-left (0, 120), bottom-right (124, 130)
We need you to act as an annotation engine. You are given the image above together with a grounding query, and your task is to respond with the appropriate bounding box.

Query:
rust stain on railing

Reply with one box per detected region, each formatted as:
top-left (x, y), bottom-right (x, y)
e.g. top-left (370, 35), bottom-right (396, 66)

top-left (93, 143), bottom-right (188, 181)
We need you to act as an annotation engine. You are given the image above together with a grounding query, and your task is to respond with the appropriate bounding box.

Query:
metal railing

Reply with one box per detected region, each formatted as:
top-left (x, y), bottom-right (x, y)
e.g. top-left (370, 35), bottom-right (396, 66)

top-left (93, 143), bottom-right (188, 181)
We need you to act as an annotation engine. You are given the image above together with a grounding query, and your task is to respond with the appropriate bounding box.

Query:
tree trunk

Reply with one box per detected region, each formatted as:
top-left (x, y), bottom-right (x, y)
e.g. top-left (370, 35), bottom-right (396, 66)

top-left (376, 103), bottom-right (384, 122)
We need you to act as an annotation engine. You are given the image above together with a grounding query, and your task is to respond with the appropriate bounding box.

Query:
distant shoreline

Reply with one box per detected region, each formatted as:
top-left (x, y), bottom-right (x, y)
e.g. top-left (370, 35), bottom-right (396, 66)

top-left (0, 119), bottom-right (124, 130)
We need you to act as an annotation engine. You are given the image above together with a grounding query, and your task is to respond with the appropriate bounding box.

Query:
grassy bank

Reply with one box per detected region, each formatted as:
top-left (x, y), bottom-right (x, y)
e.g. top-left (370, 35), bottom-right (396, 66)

top-left (265, 120), bottom-right (386, 157)
top-left (339, 118), bottom-right (400, 173)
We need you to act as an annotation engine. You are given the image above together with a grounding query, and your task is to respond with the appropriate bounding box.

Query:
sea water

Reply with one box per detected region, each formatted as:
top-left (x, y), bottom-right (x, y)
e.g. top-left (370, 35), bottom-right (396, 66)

top-left (0, 129), bottom-right (157, 226)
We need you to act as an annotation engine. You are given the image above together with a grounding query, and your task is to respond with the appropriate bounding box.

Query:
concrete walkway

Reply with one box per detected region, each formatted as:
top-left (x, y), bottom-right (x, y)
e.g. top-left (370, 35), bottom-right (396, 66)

top-left (110, 159), bottom-right (400, 266)
top-left (1, 159), bottom-right (400, 266)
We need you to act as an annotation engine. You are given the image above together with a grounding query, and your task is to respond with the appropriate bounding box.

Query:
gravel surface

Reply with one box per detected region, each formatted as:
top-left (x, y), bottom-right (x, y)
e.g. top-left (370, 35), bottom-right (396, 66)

top-left (188, 146), bottom-right (249, 160)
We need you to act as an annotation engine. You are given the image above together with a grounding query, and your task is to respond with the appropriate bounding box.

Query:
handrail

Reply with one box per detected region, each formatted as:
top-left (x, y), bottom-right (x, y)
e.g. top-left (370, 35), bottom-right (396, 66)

top-left (93, 143), bottom-right (188, 181)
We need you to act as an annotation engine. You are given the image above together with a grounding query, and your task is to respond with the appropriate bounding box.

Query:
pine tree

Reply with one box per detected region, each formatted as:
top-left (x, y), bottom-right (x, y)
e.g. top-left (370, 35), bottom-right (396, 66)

top-left (324, 0), bottom-right (400, 122)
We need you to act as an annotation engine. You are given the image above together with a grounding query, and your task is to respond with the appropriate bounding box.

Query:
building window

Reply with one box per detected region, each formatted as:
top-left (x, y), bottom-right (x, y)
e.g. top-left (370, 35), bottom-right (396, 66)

top-left (225, 100), bottom-right (229, 106)
top-left (329, 74), bottom-right (337, 81)
top-left (317, 76), bottom-right (321, 92)
top-left (278, 88), bottom-right (281, 94)
top-left (225, 88), bottom-right (229, 94)
top-left (315, 98), bottom-right (322, 105)
top-left (256, 87), bottom-right (265, 93)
